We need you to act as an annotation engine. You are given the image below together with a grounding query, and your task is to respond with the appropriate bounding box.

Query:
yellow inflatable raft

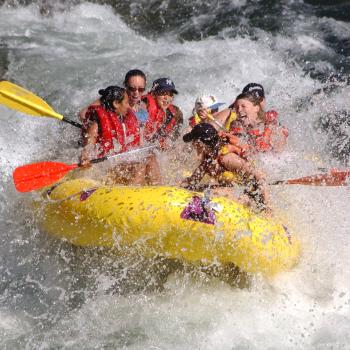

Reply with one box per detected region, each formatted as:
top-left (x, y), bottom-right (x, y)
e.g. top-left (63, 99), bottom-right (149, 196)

top-left (36, 178), bottom-right (300, 276)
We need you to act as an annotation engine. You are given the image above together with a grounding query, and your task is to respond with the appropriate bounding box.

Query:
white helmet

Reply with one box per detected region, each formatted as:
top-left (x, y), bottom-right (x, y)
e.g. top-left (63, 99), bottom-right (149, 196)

top-left (194, 95), bottom-right (225, 112)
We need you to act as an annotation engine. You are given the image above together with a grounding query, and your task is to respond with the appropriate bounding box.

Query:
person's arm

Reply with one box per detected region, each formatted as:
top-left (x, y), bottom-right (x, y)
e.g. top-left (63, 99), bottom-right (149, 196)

top-left (211, 108), bottom-right (231, 131)
top-left (220, 143), bottom-right (249, 159)
top-left (80, 116), bottom-right (99, 167)
top-left (181, 161), bottom-right (206, 190)
top-left (79, 99), bottom-right (100, 122)
top-left (218, 131), bottom-right (251, 158)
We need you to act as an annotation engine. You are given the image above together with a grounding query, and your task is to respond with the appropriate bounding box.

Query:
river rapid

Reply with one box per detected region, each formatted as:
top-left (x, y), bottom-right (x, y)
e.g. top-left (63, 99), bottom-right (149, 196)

top-left (0, 0), bottom-right (350, 348)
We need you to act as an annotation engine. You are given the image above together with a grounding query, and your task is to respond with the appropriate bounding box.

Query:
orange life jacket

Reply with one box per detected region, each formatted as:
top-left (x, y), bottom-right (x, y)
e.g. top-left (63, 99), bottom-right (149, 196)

top-left (228, 110), bottom-right (288, 154)
top-left (264, 110), bottom-right (289, 138)
top-left (264, 110), bottom-right (278, 124)
top-left (85, 105), bottom-right (140, 157)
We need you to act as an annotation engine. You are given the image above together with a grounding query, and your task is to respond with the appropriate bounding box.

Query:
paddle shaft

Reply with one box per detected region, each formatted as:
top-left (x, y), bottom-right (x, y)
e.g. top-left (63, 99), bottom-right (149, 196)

top-left (206, 114), bottom-right (225, 130)
top-left (62, 117), bottom-right (82, 129)
top-left (13, 145), bottom-right (157, 192)
top-left (82, 145), bottom-right (157, 166)
top-left (270, 170), bottom-right (350, 186)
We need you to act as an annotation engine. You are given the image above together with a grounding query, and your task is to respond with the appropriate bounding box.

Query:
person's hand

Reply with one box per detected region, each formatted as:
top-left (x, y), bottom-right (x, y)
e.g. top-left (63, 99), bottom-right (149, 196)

top-left (218, 131), bottom-right (240, 144)
top-left (197, 108), bottom-right (209, 120)
top-left (218, 130), bottom-right (228, 138)
top-left (79, 157), bottom-right (92, 169)
top-left (181, 176), bottom-right (199, 190)
top-left (158, 139), bottom-right (169, 151)
top-left (262, 206), bottom-right (273, 217)
top-left (180, 178), bottom-right (190, 189)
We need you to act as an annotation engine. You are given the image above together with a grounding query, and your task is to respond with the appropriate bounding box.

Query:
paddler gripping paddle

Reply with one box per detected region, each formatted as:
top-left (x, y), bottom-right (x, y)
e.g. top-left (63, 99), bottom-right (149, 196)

top-left (13, 145), bottom-right (156, 192)
top-left (0, 80), bottom-right (82, 128)
top-left (204, 115), bottom-right (350, 187)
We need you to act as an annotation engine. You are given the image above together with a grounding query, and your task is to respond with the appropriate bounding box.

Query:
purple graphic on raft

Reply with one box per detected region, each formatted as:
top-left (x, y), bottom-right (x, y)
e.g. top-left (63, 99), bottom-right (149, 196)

top-left (80, 188), bottom-right (97, 201)
top-left (180, 196), bottom-right (216, 225)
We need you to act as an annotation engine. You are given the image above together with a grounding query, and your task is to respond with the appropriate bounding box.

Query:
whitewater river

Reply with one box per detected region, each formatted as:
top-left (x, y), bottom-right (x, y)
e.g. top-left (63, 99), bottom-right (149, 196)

top-left (0, 1), bottom-right (349, 348)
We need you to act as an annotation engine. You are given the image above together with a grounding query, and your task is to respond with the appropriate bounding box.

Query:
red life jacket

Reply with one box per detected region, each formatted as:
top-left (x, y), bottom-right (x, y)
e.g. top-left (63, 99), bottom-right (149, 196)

top-left (85, 105), bottom-right (140, 157)
top-left (229, 110), bottom-right (288, 154)
top-left (143, 94), bottom-right (178, 143)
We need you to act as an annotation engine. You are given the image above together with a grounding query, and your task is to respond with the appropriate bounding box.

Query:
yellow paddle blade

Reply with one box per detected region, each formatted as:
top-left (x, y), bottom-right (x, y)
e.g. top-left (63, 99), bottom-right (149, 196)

top-left (0, 81), bottom-right (63, 120)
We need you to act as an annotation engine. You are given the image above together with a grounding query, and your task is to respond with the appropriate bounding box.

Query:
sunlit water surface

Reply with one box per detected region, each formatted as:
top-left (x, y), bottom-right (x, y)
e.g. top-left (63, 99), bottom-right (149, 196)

top-left (0, 1), bottom-right (349, 348)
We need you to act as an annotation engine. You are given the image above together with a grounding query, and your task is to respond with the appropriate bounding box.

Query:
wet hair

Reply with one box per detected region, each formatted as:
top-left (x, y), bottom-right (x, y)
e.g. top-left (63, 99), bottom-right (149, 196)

top-left (98, 86), bottom-right (126, 111)
top-left (123, 69), bottom-right (147, 87)
top-left (234, 92), bottom-right (265, 120)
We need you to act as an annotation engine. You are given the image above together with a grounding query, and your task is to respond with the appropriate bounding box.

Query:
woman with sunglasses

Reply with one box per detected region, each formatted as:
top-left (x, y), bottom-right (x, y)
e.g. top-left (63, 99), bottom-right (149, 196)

top-left (123, 69), bottom-right (149, 125)
top-left (79, 69), bottom-right (148, 123)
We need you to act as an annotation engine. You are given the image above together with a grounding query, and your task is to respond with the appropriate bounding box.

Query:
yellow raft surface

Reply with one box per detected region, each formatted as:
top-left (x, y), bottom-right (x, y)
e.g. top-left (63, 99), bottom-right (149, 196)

top-left (36, 178), bottom-right (300, 277)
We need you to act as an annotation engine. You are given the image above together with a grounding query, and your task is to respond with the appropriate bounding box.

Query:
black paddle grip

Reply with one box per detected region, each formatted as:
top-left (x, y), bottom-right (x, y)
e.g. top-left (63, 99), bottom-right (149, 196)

top-left (62, 117), bottom-right (82, 129)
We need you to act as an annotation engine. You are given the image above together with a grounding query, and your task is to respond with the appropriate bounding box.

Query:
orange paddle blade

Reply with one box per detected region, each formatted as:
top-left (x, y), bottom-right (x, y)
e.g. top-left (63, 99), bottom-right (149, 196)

top-left (13, 161), bottom-right (78, 192)
top-left (276, 169), bottom-right (350, 186)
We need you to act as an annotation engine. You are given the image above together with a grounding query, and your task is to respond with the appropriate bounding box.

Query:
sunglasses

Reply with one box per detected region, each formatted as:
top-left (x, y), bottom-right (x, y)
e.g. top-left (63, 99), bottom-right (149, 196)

top-left (127, 86), bottom-right (145, 93)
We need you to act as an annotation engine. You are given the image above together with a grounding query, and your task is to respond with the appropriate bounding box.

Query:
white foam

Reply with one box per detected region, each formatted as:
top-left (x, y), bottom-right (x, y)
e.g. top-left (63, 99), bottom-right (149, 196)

top-left (0, 2), bottom-right (350, 348)
top-left (0, 309), bottom-right (30, 343)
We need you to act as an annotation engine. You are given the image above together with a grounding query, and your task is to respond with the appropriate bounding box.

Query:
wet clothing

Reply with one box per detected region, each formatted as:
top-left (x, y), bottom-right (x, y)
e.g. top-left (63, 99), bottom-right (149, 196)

top-left (143, 94), bottom-right (183, 146)
top-left (133, 100), bottom-right (149, 125)
top-left (135, 108), bottom-right (149, 125)
top-left (223, 109), bottom-right (237, 131)
top-left (226, 110), bottom-right (288, 156)
top-left (229, 125), bottom-right (274, 153)
top-left (185, 141), bottom-right (242, 187)
top-left (189, 109), bottom-right (237, 132)
top-left (189, 113), bottom-right (202, 128)
top-left (184, 142), bottom-right (267, 210)
top-left (264, 110), bottom-right (278, 124)
top-left (84, 105), bottom-right (140, 157)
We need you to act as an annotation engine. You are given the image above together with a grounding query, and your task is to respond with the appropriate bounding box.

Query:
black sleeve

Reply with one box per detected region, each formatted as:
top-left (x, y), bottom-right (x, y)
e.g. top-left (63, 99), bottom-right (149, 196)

top-left (184, 162), bottom-right (206, 190)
